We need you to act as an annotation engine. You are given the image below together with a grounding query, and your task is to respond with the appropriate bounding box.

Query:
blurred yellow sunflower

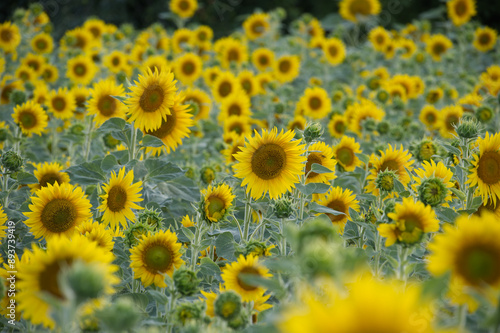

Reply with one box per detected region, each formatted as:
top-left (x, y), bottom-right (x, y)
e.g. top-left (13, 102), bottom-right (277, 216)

top-left (419, 105), bottom-right (439, 130)
top-left (182, 87), bottom-right (211, 120)
top-left (47, 87), bottom-right (76, 119)
top-left (76, 219), bottom-right (115, 251)
top-left (238, 70), bottom-right (258, 97)
top-left (439, 105), bottom-right (463, 139)
top-left (339, 0), bottom-right (382, 22)
top-left (473, 26), bottom-right (497, 52)
top-left (66, 54), bottom-right (97, 86)
top-left (322, 38), bottom-right (346, 65)
top-left (0, 21), bottom-right (21, 52)
top-left (212, 71), bottom-right (240, 102)
top-left (29, 162), bottom-right (70, 192)
top-left (447, 0), bottom-right (476, 26)
top-left (315, 186), bottom-right (359, 232)
top-left (251, 48), bottom-right (275, 72)
top-left (170, 0), bottom-right (198, 18)
top-left (328, 114), bottom-right (347, 138)
top-left (304, 141), bottom-right (337, 184)
top-left (333, 136), bottom-right (362, 172)
top-left (88, 79), bottom-right (128, 126)
top-left (12, 100), bottom-right (48, 137)
top-left (201, 183), bottom-right (235, 223)
top-left (273, 55), bottom-right (300, 83)
top-left (243, 13), bottom-right (270, 40)
top-left (368, 26), bottom-right (391, 51)
top-left (426, 34), bottom-right (453, 61)
top-left (218, 90), bottom-right (252, 122)
top-left (174, 52), bottom-right (203, 85)
top-left (40, 63), bottom-right (59, 83)
top-left (300, 87), bottom-right (332, 119)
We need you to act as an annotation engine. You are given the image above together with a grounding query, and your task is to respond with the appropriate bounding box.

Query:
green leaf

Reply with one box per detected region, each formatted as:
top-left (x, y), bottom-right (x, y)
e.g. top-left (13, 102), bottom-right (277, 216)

top-left (101, 154), bottom-right (117, 172)
top-left (393, 178), bottom-right (405, 193)
top-left (158, 177), bottom-right (200, 202)
top-left (66, 161), bottom-right (106, 185)
top-left (181, 227), bottom-right (195, 242)
top-left (308, 201), bottom-right (346, 215)
top-left (141, 135), bottom-right (164, 148)
top-left (421, 272), bottom-right (450, 301)
top-left (450, 187), bottom-right (466, 201)
top-left (145, 159), bottom-right (185, 183)
top-left (215, 232), bottom-right (236, 261)
top-left (443, 144), bottom-right (461, 157)
top-left (310, 163), bottom-right (333, 174)
top-left (148, 290), bottom-right (169, 305)
top-left (295, 182), bottom-right (331, 196)
top-left (123, 293), bottom-right (150, 311)
top-left (358, 153), bottom-right (370, 165)
top-left (435, 207), bottom-right (459, 223)
top-left (97, 117), bottom-right (126, 132)
top-left (198, 257), bottom-right (222, 281)
top-left (16, 171), bottom-right (38, 184)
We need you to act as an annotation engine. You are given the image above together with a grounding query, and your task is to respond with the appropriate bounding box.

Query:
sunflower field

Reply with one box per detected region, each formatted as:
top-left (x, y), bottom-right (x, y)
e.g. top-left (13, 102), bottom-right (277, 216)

top-left (0, 0), bottom-right (500, 331)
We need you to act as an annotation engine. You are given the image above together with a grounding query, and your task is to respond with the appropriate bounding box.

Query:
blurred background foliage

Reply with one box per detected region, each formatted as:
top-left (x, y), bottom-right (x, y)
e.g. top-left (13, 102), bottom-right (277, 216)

top-left (1, 0), bottom-right (500, 39)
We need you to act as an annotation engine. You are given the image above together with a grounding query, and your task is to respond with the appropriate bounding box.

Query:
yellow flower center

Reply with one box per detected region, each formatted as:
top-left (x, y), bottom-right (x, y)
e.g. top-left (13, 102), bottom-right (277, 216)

top-left (19, 111), bottom-right (37, 129)
top-left (143, 244), bottom-right (172, 273)
top-left (308, 96), bottom-right (322, 110)
top-left (477, 151), bottom-right (500, 185)
top-left (52, 96), bottom-right (66, 112)
top-left (107, 185), bottom-right (128, 212)
top-left (140, 84), bottom-right (165, 113)
top-left (146, 111), bottom-right (177, 139)
top-left (39, 172), bottom-right (63, 187)
top-left (237, 266), bottom-right (260, 291)
top-left (251, 143), bottom-right (286, 180)
top-left (326, 199), bottom-right (346, 223)
top-left (41, 198), bottom-right (77, 233)
top-left (457, 246), bottom-right (500, 286)
top-left (425, 111), bottom-right (437, 123)
top-left (305, 152), bottom-right (323, 179)
top-left (97, 95), bottom-right (117, 117)
top-left (279, 60), bottom-right (291, 73)
top-left (349, 0), bottom-right (372, 16)
top-left (27, 60), bottom-right (41, 71)
top-left (112, 56), bottom-right (120, 66)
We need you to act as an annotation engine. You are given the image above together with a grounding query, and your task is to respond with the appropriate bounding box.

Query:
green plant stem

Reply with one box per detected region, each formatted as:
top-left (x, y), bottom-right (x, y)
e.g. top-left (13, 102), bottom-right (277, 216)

top-left (458, 304), bottom-right (468, 332)
top-left (396, 246), bottom-right (409, 285)
top-left (243, 191), bottom-right (252, 242)
top-left (2, 170), bottom-right (9, 208)
top-left (84, 116), bottom-right (94, 162)
top-left (190, 225), bottom-right (200, 270)
top-left (280, 218), bottom-right (287, 256)
top-left (129, 125), bottom-right (138, 161)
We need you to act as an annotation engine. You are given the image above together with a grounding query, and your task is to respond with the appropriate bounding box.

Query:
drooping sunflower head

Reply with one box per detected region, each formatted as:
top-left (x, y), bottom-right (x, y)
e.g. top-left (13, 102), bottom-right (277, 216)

top-left (273, 55), bottom-right (300, 83)
top-left (221, 254), bottom-right (272, 302)
top-left (427, 212), bottom-right (500, 290)
top-left (66, 54), bottom-right (97, 86)
top-left (243, 13), bottom-right (271, 40)
top-left (300, 86), bottom-right (332, 120)
top-left (339, 0), bottom-right (382, 22)
top-left (170, 0), bottom-right (198, 18)
top-left (125, 66), bottom-right (178, 131)
top-left (29, 162), bottom-right (70, 192)
top-left (201, 183), bottom-right (235, 223)
top-left (233, 127), bottom-right (307, 200)
top-left (315, 186), bottom-right (360, 232)
top-left (174, 52), bottom-right (203, 85)
top-left (379, 197), bottom-right (439, 247)
top-left (447, 0), bottom-right (477, 26)
top-left (333, 136), bottom-right (362, 172)
top-left (88, 79), bottom-right (128, 126)
top-left (130, 229), bottom-right (185, 288)
top-left (12, 100), bottom-right (48, 137)
top-left (304, 141), bottom-right (337, 184)
top-left (24, 182), bottom-right (92, 240)
top-left (473, 26), bottom-right (498, 52)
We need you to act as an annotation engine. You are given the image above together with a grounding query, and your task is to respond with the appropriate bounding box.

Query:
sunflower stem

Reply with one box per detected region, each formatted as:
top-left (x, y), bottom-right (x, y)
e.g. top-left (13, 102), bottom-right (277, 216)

top-left (396, 246), bottom-right (409, 285)
top-left (243, 191), bottom-right (252, 242)
top-left (458, 304), bottom-right (468, 332)
top-left (2, 169), bottom-right (9, 208)
top-left (280, 218), bottom-right (287, 256)
top-left (51, 120), bottom-right (58, 160)
top-left (129, 124), bottom-right (138, 161)
top-left (83, 115), bottom-right (94, 162)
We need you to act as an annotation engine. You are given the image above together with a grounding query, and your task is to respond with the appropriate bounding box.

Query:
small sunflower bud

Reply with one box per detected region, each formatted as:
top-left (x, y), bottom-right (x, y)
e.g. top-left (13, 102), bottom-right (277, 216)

top-left (273, 197), bottom-right (294, 218)
top-left (275, 7), bottom-right (287, 20)
top-left (137, 208), bottom-right (164, 230)
top-left (103, 133), bottom-right (120, 149)
top-left (362, 118), bottom-right (377, 132)
top-left (10, 90), bottom-right (26, 105)
top-left (215, 291), bottom-right (242, 321)
top-left (300, 239), bottom-right (336, 277)
top-left (185, 167), bottom-right (195, 179)
top-left (455, 118), bottom-right (480, 139)
top-left (173, 268), bottom-right (200, 297)
top-left (414, 139), bottom-right (440, 162)
top-left (375, 170), bottom-right (397, 194)
top-left (29, 3), bottom-right (44, 15)
top-left (366, 77), bottom-right (380, 90)
top-left (13, 9), bottom-right (26, 21)
top-left (244, 241), bottom-right (273, 257)
top-left (65, 260), bottom-right (106, 304)
top-left (175, 301), bottom-right (205, 326)
top-left (116, 72), bottom-right (127, 84)
top-left (200, 166), bottom-right (216, 184)
top-left (303, 122), bottom-right (323, 143)
top-left (418, 177), bottom-right (448, 207)
top-left (1, 151), bottom-right (23, 172)
top-left (69, 124), bottom-right (85, 136)
top-left (390, 127), bottom-right (404, 141)
top-left (376, 90), bottom-right (389, 103)
top-left (124, 222), bottom-right (154, 248)
top-left (0, 128), bottom-right (9, 142)
top-left (228, 312), bottom-right (248, 330)
top-left (297, 217), bottom-right (337, 253)
top-left (475, 106), bottom-right (494, 123)
top-left (274, 102), bottom-right (285, 114)
top-left (96, 297), bottom-right (141, 332)
top-left (376, 121), bottom-right (390, 135)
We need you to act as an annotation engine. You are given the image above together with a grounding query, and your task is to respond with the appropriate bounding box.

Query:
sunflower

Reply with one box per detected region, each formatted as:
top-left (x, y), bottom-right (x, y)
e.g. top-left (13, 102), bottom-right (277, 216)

top-left (346, 99), bottom-right (386, 136)
top-left (243, 13), bottom-right (270, 40)
top-left (142, 55), bottom-right (170, 75)
top-left (21, 53), bottom-right (46, 75)
top-left (103, 50), bottom-right (131, 75)
top-left (24, 182), bottom-right (92, 240)
top-left (47, 88), bottom-right (76, 119)
top-left (71, 85), bottom-right (91, 116)
top-left (66, 54), bottom-right (97, 86)
top-left (218, 91), bottom-right (252, 123)
top-left (17, 235), bottom-right (119, 329)
top-left (76, 219), bottom-right (115, 251)
top-left (256, 72), bottom-right (274, 94)
top-left (203, 66), bottom-right (222, 86)
top-left (15, 65), bottom-right (38, 83)
top-left (273, 55), bottom-right (300, 83)
top-left (333, 136), bottom-right (362, 172)
top-left (0, 22), bottom-right (21, 52)
top-left (222, 137), bottom-right (245, 164)
top-left (223, 115), bottom-right (252, 137)
top-left (383, 39), bottom-right (396, 59)
top-left (29, 162), bottom-right (71, 192)
top-left (60, 27), bottom-right (96, 52)
top-left (368, 26), bottom-right (391, 51)
top-left (251, 48), bottom-right (275, 72)
top-left (288, 115), bottom-right (307, 132)
top-left (385, 83), bottom-right (407, 102)
top-left (212, 71), bottom-right (240, 102)
top-left (222, 255), bottom-right (272, 302)
top-left (174, 52), bottom-right (203, 85)
top-left (143, 93), bottom-right (193, 155)
top-left (304, 142), bottom-right (337, 184)
top-left (40, 63), bottom-right (59, 83)
top-left (130, 230), bottom-right (184, 288)
top-left (426, 87), bottom-right (444, 104)
top-left (233, 128), bottom-right (306, 199)
top-left (12, 100), bottom-right (48, 137)
top-left (125, 67), bottom-right (177, 131)
top-left (87, 79), bottom-right (128, 126)
top-left (426, 34), bottom-right (453, 61)
top-left (170, 0), bottom-right (198, 18)
top-left (339, 0), bottom-right (382, 22)
top-left (238, 70), bottom-right (258, 97)
top-left (467, 132), bottom-right (500, 205)
top-left (98, 167), bottom-right (144, 230)
top-left (413, 160), bottom-right (455, 206)
top-left (182, 87), bottom-right (211, 120)
top-left (32, 81), bottom-right (49, 105)
top-left (439, 105), bottom-right (463, 139)
top-left (428, 212), bottom-right (500, 298)
top-left (314, 186), bottom-right (359, 232)
top-left (378, 197), bottom-right (439, 247)
top-left (419, 105), bottom-right (439, 130)
top-left (0, 205), bottom-right (6, 239)
top-left (474, 199), bottom-right (500, 219)
top-left (219, 38), bottom-right (248, 69)
top-left (473, 26), bottom-right (498, 52)
top-left (397, 38), bottom-right (417, 59)
top-left (83, 18), bottom-right (107, 41)
top-left (201, 183), bottom-right (235, 223)
top-left (300, 87), bottom-right (332, 119)
top-left (322, 38), bottom-right (346, 65)
top-left (194, 25), bottom-right (213, 44)
top-left (172, 28), bottom-right (195, 54)
top-left (328, 114), bottom-right (347, 138)
top-left (447, 0), bottom-right (476, 26)
top-left (365, 144), bottom-right (414, 196)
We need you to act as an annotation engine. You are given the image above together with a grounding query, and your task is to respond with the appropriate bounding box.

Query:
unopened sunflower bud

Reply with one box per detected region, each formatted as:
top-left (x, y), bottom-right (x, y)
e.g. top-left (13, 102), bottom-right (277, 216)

top-left (215, 291), bottom-right (242, 321)
top-left (96, 297), bottom-right (141, 332)
top-left (376, 90), bottom-right (389, 103)
top-left (300, 240), bottom-right (336, 277)
top-left (185, 167), bottom-right (195, 179)
top-left (297, 217), bottom-right (336, 253)
top-left (228, 312), bottom-right (248, 330)
top-left (173, 268), bottom-right (200, 296)
top-left (120, 23), bottom-right (134, 37)
top-left (29, 3), bottom-right (44, 15)
top-left (138, 208), bottom-right (164, 230)
top-left (103, 133), bottom-right (120, 149)
top-left (418, 177), bottom-right (448, 207)
top-left (275, 7), bottom-right (287, 20)
top-left (366, 77), bottom-right (380, 90)
top-left (303, 122), bottom-right (323, 143)
top-left (200, 166), bottom-right (216, 184)
top-left (10, 90), bottom-right (26, 105)
top-left (455, 118), bottom-right (480, 139)
top-left (414, 139), bottom-right (440, 162)
top-left (377, 121), bottom-right (390, 135)
top-left (375, 170), bottom-right (397, 194)
top-left (362, 118), bottom-right (377, 132)
top-left (13, 9), bottom-right (26, 21)
top-left (244, 240), bottom-right (273, 257)
top-left (1, 151), bottom-right (23, 172)
top-left (475, 106), bottom-right (494, 123)
top-left (0, 128), bottom-right (8, 142)
top-left (116, 72), bottom-right (127, 84)
top-left (274, 102), bottom-right (285, 114)
top-left (70, 124), bottom-right (85, 136)
top-left (124, 222), bottom-right (154, 248)
top-left (390, 127), bottom-right (404, 140)
top-left (65, 260), bottom-right (106, 303)
top-left (273, 197), bottom-right (293, 218)
top-left (175, 301), bottom-right (204, 326)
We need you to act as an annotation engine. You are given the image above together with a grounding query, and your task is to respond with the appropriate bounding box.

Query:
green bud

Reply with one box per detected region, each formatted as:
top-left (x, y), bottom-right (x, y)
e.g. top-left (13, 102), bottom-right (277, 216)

top-left (418, 177), bottom-right (448, 207)
top-left (103, 133), bottom-right (120, 149)
top-left (362, 118), bottom-right (377, 133)
top-left (116, 72), bottom-right (127, 84)
top-left (10, 90), bottom-right (27, 105)
top-left (376, 121), bottom-right (390, 135)
top-left (413, 139), bottom-right (440, 162)
top-left (200, 166), bottom-right (216, 184)
top-left (376, 90), bottom-right (389, 103)
top-left (120, 23), bottom-right (135, 37)
top-left (228, 312), bottom-right (248, 330)
top-left (43, 23), bottom-right (53, 33)
top-left (455, 118), bottom-right (480, 139)
top-left (175, 301), bottom-right (205, 326)
top-left (393, 98), bottom-right (405, 111)
top-left (215, 291), bottom-right (242, 321)
top-left (343, 97), bottom-right (354, 109)
top-left (124, 222), bottom-right (154, 248)
top-left (302, 13), bottom-right (314, 24)
top-left (0, 128), bottom-right (9, 142)
top-left (96, 297), bottom-right (141, 332)
top-left (173, 268), bottom-right (200, 296)
top-left (273, 196), bottom-right (293, 218)
top-left (69, 124), bottom-right (85, 136)
top-left (275, 7), bottom-right (287, 20)
top-left (475, 106), bottom-right (494, 123)
top-left (274, 102), bottom-right (285, 114)
top-left (137, 208), bottom-right (164, 230)
top-left (243, 240), bottom-right (271, 257)
top-left (13, 9), bottom-right (26, 21)
top-left (300, 239), bottom-right (336, 277)
top-left (375, 170), bottom-right (397, 194)
top-left (303, 122), bottom-right (323, 143)
top-left (296, 217), bottom-right (337, 254)
top-left (1, 151), bottom-right (23, 172)
top-left (185, 167), bottom-right (195, 179)
top-left (390, 127), bottom-right (404, 141)
top-left (29, 3), bottom-right (44, 16)
top-left (366, 76), bottom-right (380, 90)
top-left (64, 260), bottom-right (106, 304)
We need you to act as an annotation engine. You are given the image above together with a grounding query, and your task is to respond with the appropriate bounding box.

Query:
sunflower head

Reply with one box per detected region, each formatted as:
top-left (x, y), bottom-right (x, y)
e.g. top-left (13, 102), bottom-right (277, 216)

top-left (447, 0), bottom-right (476, 26)
top-left (201, 183), bottom-right (235, 223)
